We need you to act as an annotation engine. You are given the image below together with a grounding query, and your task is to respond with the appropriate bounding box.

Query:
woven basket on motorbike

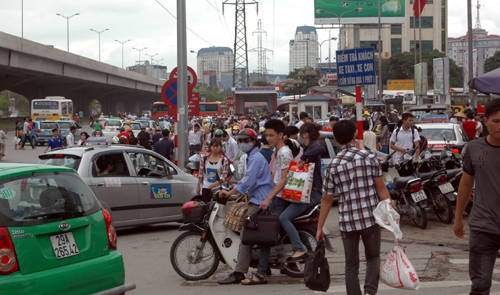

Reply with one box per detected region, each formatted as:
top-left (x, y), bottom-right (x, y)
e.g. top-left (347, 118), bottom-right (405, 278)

top-left (223, 194), bottom-right (248, 232)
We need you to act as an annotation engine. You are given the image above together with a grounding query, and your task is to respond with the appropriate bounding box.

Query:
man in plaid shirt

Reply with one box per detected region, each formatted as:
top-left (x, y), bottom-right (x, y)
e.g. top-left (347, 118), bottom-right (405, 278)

top-left (316, 119), bottom-right (390, 295)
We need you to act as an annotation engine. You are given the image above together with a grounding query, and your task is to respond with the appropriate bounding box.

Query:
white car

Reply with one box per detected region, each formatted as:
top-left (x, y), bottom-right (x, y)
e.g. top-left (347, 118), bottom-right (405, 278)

top-left (120, 122), bottom-right (142, 137)
top-left (416, 123), bottom-right (469, 154)
top-left (101, 119), bottom-right (123, 138)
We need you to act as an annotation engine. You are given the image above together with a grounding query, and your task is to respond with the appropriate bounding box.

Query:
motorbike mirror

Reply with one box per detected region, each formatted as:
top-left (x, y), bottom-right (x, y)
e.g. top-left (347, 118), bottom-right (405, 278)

top-left (229, 164), bottom-right (236, 175)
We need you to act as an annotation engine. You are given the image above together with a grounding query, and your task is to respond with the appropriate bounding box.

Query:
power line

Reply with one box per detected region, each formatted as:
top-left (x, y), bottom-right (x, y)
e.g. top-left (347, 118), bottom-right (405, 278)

top-left (205, 0), bottom-right (234, 45)
top-left (209, 0), bottom-right (231, 46)
top-left (155, 0), bottom-right (215, 47)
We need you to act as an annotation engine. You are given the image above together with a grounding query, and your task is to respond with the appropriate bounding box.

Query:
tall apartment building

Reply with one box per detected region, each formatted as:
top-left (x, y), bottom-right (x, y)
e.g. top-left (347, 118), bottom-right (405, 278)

top-left (344, 0), bottom-right (448, 58)
top-left (126, 61), bottom-right (168, 80)
top-left (448, 29), bottom-right (500, 67)
top-left (289, 26), bottom-right (319, 72)
top-left (196, 47), bottom-right (233, 88)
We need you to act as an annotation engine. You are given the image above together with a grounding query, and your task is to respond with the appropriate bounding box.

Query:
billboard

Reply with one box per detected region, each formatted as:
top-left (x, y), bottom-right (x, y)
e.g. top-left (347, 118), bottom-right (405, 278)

top-left (414, 63), bottom-right (427, 95)
top-left (336, 47), bottom-right (376, 87)
top-left (433, 57), bottom-right (450, 95)
top-left (314, 0), bottom-right (405, 25)
top-left (387, 79), bottom-right (415, 90)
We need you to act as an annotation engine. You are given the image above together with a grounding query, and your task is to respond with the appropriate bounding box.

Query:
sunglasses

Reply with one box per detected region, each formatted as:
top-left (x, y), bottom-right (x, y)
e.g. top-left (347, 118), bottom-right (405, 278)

top-left (237, 138), bottom-right (253, 144)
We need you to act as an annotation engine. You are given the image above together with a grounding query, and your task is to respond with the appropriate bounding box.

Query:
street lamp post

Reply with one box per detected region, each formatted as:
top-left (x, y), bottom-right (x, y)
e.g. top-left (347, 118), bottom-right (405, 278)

top-left (56, 13), bottom-right (79, 52)
top-left (115, 39), bottom-right (131, 69)
top-left (90, 28), bottom-right (109, 62)
top-left (306, 37), bottom-right (337, 69)
top-left (315, 8), bottom-right (362, 50)
top-left (132, 47), bottom-right (147, 65)
top-left (153, 58), bottom-right (164, 66)
top-left (145, 53), bottom-right (158, 65)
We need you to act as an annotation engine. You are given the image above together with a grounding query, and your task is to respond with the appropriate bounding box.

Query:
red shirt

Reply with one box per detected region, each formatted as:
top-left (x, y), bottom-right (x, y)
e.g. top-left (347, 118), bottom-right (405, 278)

top-left (462, 121), bottom-right (476, 139)
top-left (323, 126), bottom-right (333, 132)
top-left (117, 132), bottom-right (131, 144)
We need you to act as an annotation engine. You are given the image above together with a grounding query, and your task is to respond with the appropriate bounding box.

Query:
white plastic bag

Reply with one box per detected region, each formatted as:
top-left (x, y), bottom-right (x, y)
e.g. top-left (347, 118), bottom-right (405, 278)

top-left (380, 242), bottom-right (420, 290)
top-left (373, 199), bottom-right (403, 240)
top-left (13, 137), bottom-right (20, 145)
top-left (281, 162), bottom-right (315, 203)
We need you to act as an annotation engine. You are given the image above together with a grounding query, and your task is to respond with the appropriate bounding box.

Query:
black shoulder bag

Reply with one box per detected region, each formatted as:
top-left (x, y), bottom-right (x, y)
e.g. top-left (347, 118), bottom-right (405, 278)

top-left (304, 239), bottom-right (331, 292)
top-left (241, 209), bottom-right (280, 246)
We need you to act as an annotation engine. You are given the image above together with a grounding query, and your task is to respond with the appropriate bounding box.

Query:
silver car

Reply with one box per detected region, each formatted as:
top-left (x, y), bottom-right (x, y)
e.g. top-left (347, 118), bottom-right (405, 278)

top-left (416, 123), bottom-right (469, 154)
top-left (102, 119), bottom-right (123, 138)
top-left (36, 145), bottom-right (199, 228)
top-left (135, 120), bottom-right (159, 136)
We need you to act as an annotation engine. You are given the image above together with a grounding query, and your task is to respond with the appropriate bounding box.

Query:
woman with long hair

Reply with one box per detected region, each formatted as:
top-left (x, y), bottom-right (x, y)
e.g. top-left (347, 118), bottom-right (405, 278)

top-left (14, 120), bottom-right (22, 150)
top-left (270, 122), bottom-right (326, 262)
top-left (377, 116), bottom-right (390, 153)
top-left (78, 132), bottom-right (91, 146)
top-left (196, 137), bottom-right (230, 203)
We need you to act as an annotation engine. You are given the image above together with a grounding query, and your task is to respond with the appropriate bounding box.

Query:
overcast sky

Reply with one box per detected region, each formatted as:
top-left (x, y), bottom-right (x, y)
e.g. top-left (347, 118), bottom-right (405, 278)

top-left (1, 0), bottom-right (499, 75)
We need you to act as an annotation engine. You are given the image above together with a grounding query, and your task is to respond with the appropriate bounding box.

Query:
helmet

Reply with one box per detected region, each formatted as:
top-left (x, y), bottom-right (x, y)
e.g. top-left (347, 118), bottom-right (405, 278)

top-left (232, 125), bottom-right (240, 130)
top-left (126, 127), bottom-right (132, 132)
top-left (236, 128), bottom-right (258, 140)
top-left (202, 119), bottom-right (207, 123)
top-left (119, 126), bottom-right (125, 131)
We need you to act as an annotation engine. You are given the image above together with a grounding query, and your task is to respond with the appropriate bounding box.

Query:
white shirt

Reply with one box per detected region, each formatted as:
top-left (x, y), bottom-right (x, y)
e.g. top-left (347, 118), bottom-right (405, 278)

top-left (274, 146), bottom-right (293, 198)
top-left (224, 137), bottom-right (239, 162)
top-left (238, 153), bottom-right (248, 178)
top-left (259, 121), bottom-right (266, 128)
top-left (23, 122), bottom-right (30, 134)
top-left (202, 157), bottom-right (222, 189)
top-left (450, 117), bottom-right (458, 124)
top-left (390, 126), bottom-right (420, 165)
top-left (363, 131), bottom-right (377, 150)
top-left (295, 120), bottom-right (304, 128)
top-left (66, 133), bottom-right (75, 147)
top-left (188, 130), bottom-right (202, 145)
top-left (0, 130), bottom-right (7, 143)
top-left (77, 140), bottom-right (91, 146)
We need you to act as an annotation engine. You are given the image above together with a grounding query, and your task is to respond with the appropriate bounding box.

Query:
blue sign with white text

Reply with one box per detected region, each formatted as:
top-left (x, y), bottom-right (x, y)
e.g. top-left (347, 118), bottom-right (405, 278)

top-left (336, 47), bottom-right (376, 87)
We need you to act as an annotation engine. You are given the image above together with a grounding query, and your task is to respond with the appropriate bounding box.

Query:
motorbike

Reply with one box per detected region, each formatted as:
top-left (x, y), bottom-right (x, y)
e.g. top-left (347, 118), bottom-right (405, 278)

top-left (170, 187), bottom-right (334, 281)
top-left (441, 135), bottom-right (464, 169)
top-left (416, 147), bottom-right (455, 224)
top-left (381, 149), bottom-right (429, 229)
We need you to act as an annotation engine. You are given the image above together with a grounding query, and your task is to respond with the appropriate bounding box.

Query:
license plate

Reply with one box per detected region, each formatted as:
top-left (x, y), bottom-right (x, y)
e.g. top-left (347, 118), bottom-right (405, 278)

top-left (411, 190), bottom-right (427, 203)
top-left (50, 232), bottom-right (80, 260)
top-left (439, 183), bottom-right (454, 194)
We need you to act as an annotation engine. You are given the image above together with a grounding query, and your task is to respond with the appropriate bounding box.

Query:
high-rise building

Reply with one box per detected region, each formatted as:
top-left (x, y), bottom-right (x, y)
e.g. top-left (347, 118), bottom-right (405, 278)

top-left (126, 61), bottom-right (168, 80)
top-left (448, 29), bottom-right (500, 67)
top-left (344, 0), bottom-right (448, 59)
top-left (289, 26), bottom-right (319, 73)
top-left (196, 47), bottom-right (234, 88)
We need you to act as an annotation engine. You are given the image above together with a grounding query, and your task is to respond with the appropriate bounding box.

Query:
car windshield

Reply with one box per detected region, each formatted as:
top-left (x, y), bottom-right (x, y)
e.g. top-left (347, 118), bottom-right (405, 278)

top-left (419, 128), bottom-right (457, 141)
top-left (40, 122), bottom-right (58, 129)
top-left (105, 120), bottom-right (121, 127)
top-left (130, 123), bottom-right (142, 130)
top-left (0, 172), bottom-right (99, 226)
top-left (37, 155), bottom-right (82, 171)
top-left (58, 122), bottom-right (71, 129)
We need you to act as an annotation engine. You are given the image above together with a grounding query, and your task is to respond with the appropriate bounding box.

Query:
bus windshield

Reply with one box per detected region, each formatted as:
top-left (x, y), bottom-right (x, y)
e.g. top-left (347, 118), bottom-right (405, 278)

top-left (33, 101), bottom-right (59, 110)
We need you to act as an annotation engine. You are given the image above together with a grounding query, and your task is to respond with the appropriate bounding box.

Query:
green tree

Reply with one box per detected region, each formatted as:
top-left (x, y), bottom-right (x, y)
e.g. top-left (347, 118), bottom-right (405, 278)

top-left (379, 50), bottom-right (463, 88)
top-left (0, 95), bottom-right (11, 116)
top-left (252, 81), bottom-right (273, 86)
top-left (17, 97), bottom-right (29, 113)
top-left (484, 51), bottom-right (500, 73)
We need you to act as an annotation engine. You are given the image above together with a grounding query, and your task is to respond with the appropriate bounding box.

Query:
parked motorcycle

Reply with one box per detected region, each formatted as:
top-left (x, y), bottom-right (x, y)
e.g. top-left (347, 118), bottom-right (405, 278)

top-left (441, 135), bottom-right (464, 169)
top-left (381, 150), bottom-right (428, 229)
top-left (170, 188), bottom-right (334, 280)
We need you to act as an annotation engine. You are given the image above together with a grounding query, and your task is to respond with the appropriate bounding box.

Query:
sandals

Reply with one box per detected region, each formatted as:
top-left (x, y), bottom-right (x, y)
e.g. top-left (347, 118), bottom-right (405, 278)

top-left (241, 272), bottom-right (268, 285)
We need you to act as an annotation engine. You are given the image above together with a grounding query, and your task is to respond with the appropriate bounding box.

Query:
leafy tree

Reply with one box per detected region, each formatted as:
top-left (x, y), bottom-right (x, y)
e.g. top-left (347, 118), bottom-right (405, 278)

top-left (17, 97), bottom-right (29, 113)
top-left (0, 95), bottom-right (11, 115)
top-left (484, 51), bottom-right (500, 73)
top-left (378, 50), bottom-right (463, 88)
top-left (252, 81), bottom-right (273, 86)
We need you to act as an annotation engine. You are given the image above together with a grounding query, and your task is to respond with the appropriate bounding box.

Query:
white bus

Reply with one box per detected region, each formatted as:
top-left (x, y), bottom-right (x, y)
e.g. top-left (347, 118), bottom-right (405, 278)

top-left (31, 96), bottom-right (74, 121)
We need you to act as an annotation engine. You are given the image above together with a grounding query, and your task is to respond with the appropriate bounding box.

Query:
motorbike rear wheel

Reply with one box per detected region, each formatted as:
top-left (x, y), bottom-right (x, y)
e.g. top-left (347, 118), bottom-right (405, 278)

top-left (410, 204), bottom-right (428, 229)
top-left (170, 231), bottom-right (220, 281)
top-left (280, 228), bottom-right (317, 278)
top-left (432, 188), bottom-right (454, 224)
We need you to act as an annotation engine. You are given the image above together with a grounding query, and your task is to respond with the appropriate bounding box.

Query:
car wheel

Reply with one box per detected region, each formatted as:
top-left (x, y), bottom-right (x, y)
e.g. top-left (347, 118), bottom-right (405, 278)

top-left (32, 137), bottom-right (39, 146)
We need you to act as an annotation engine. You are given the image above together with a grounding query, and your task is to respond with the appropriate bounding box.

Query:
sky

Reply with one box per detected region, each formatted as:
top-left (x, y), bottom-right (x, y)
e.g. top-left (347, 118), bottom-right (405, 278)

top-left (0, 0), bottom-right (499, 75)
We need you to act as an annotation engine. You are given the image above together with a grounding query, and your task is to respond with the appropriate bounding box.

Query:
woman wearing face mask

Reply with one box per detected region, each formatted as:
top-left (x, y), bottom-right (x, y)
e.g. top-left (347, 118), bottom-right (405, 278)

top-left (273, 122), bottom-right (326, 262)
top-left (196, 138), bottom-right (230, 203)
top-left (231, 125), bottom-right (240, 138)
top-left (77, 132), bottom-right (91, 146)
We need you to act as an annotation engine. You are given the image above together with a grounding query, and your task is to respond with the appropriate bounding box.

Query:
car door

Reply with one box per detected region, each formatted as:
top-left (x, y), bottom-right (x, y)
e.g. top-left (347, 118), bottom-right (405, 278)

top-left (125, 150), bottom-right (185, 220)
top-left (88, 151), bottom-right (140, 224)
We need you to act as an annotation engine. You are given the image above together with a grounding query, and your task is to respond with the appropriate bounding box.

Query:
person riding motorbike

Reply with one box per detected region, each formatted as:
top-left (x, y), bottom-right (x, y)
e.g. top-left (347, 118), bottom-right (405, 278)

top-left (218, 128), bottom-right (274, 286)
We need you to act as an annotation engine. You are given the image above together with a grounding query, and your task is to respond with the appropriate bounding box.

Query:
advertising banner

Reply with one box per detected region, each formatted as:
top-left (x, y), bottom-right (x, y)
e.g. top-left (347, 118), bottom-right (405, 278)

top-left (322, 73), bottom-right (338, 81)
top-left (414, 63), bottom-right (427, 95)
top-left (314, 0), bottom-right (405, 25)
top-left (433, 58), bottom-right (444, 94)
top-left (387, 79), bottom-right (415, 90)
top-left (336, 47), bottom-right (376, 87)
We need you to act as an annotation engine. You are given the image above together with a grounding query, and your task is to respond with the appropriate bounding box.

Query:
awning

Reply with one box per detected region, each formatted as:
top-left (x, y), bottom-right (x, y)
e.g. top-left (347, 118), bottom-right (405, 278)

top-left (469, 67), bottom-right (500, 95)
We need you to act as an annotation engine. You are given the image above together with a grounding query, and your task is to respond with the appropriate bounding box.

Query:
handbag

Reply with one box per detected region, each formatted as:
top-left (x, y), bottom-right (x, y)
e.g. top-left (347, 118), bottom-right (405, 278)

top-left (223, 194), bottom-right (248, 232)
top-left (13, 137), bottom-right (21, 145)
top-left (241, 209), bottom-right (280, 246)
top-left (17, 131), bottom-right (24, 137)
top-left (304, 239), bottom-right (331, 292)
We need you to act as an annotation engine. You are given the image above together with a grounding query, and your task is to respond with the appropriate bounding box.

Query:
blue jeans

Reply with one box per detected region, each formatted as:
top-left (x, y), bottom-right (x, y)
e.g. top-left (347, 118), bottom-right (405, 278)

top-left (21, 134), bottom-right (34, 149)
top-left (269, 189), bottom-right (322, 252)
top-left (469, 230), bottom-right (500, 295)
top-left (381, 145), bottom-right (389, 154)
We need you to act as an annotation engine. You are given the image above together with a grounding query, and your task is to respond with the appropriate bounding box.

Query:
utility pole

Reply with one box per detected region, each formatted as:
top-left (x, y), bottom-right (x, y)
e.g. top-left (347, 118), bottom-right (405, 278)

top-left (115, 39), bottom-right (131, 69)
top-left (223, 0), bottom-right (258, 88)
top-left (90, 28), bottom-right (109, 62)
top-left (467, 0), bottom-right (476, 108)
top-left (378, 0), bottom-right (382, 101)
top-left (249, 19), bottom-right (273, 83)
top-left (177, 0), bottom-right (189, 168)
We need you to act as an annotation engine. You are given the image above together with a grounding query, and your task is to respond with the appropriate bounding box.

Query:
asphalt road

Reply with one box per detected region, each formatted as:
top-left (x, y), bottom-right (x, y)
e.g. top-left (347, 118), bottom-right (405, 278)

top-left (3, 125), bottom-right (500, 294)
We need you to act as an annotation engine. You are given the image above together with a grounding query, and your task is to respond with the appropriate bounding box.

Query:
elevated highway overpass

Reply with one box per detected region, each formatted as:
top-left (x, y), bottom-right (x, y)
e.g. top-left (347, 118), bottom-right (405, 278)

top-left (0, 31), bottom-right (164, 116)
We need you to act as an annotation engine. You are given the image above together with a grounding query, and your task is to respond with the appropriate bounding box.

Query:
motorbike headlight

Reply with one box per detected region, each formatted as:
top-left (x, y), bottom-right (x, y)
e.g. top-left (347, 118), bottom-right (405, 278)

top-left (446, 150), bottom-right (453, 157)
top-left (424, 151), bottom-right (432, 160)
top-left (403, 154), bottom-right (413, 161)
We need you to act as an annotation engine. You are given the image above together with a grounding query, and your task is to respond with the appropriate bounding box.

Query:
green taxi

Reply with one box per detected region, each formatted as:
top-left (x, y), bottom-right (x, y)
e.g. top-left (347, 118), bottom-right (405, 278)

top-left (0, 163), bottom-right (135, 295)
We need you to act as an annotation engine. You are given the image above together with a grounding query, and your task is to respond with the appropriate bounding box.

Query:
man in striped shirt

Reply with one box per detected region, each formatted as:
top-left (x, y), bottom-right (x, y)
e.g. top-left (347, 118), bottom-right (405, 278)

top-left (316, 119), bottom-right (390, 295)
